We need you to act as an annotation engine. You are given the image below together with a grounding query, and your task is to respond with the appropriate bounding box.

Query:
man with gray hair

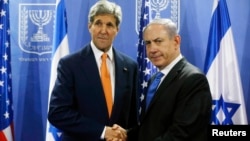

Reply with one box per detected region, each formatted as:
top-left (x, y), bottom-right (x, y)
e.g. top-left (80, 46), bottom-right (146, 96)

top-left (48, 1), bottom-right (138, 141)
top-left (127, 18), bottom-right (212, 141)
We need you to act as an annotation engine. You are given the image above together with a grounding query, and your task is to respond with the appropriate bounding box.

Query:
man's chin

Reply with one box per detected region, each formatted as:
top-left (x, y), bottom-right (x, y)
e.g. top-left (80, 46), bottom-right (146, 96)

top-left (96, 45), bottom-right (111, 51)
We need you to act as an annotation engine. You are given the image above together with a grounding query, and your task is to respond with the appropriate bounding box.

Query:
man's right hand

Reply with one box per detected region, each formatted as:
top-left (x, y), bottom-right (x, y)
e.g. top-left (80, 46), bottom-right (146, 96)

top-left (104, 124), bottom-right (127, 141)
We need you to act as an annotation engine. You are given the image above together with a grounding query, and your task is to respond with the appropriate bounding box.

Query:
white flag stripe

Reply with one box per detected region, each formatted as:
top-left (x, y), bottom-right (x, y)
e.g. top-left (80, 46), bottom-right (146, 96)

top-left (207, 29), bottom-right (244, 101)
top-left (2, 127), bottom-right (13, 141)
top-left (45, 131), bottom-right (54, 141)
top-left (223, 28), bottom-right (246, 123)
top-left (207, 28), bottom-right (248, 124)
top-left (48, 35), bottom-right (69, 95)
top-left (45, 28), bottom-right (69, 141)
top-left (211, 0), bottom-right (218, 14)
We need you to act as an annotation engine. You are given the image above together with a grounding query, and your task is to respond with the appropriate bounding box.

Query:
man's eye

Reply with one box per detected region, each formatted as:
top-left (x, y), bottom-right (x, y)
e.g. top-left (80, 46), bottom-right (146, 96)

top-left (107, 23), bottom-right (115, 28)
top-left (95, 22), bottom-right (101, 26)
top-left (155, 40), bottom-right (162, 43)
top-left (144, 41), bottom-right (150, 45)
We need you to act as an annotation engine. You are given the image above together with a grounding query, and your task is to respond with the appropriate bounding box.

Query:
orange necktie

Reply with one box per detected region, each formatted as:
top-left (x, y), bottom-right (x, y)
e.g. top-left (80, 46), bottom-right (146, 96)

top-left (100, 53), bottom-right (112, 117)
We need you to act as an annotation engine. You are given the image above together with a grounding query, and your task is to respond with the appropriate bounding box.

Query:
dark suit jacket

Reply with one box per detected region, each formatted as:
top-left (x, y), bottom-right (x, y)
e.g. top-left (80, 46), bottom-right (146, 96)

top-left (48, 44), bottom-right (138, 141)
top-left (128, 58), bottom-right (212, 141)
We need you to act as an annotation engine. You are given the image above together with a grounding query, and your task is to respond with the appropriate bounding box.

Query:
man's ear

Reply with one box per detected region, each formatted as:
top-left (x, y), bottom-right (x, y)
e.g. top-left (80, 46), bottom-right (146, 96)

top-left (88, 23), bottom-right (92, 29)
top-left (115, 27), bottom-right (119, 35)
top-left (88, 23), bottom-right (92, 33)
top-left (174, 35), bottom-right (181, 45)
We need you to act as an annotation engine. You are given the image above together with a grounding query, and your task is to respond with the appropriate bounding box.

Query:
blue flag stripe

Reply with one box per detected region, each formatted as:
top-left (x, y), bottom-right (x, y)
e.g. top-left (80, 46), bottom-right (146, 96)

top-left (204, 0), bottom-right (231, 74)
top-left (53, 0), bottom-right (67, 54)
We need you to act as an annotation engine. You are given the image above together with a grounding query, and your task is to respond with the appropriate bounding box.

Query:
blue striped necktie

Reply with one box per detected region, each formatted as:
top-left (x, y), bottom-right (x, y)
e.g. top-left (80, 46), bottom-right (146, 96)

top-left (146, 72), bottom-right (164, 110)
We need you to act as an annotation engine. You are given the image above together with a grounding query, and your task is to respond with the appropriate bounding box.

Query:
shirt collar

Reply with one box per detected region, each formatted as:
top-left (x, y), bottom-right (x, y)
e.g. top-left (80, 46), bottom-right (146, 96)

top-left (91, 41), bottom-right (113, 61)
top-left (161, 54), bottom-right (183, 76)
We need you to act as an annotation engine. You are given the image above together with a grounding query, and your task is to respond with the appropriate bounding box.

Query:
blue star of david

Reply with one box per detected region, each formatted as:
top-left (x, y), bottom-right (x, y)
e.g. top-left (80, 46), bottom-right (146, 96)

top-left (49, 124), bottom-right (62, 140)
top-left (211, 95), bottom-right (240, 125)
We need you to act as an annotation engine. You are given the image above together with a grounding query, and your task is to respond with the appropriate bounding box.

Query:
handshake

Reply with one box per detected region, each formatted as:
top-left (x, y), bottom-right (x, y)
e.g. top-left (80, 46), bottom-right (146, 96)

top-left (104, 124), bottom-right (127, 141)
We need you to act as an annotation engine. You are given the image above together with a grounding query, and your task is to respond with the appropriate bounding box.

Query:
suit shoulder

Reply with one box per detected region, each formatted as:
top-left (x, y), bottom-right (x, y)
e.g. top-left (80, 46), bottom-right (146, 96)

top-left (59, 50), bottom-right (80, 63)
top-left (175, 59), bottom-right (206, 80)
top-left (60, 46), bottom-right (88, 62)
top-left (115, 50), bottom-right (137, 64)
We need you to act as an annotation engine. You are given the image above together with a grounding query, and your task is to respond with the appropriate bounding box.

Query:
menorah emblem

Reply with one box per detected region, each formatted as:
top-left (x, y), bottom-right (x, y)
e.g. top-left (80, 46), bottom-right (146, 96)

top-left (151, 0), bottom-right (169, 19)
top-left (136, 0), bottom-right (180, 36)
top-left (29, 10), bottom-right (53, 42)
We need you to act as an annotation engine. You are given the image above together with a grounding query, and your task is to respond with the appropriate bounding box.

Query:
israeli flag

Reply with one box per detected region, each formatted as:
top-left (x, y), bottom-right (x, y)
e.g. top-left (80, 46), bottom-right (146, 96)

top-left (45, 0), bottom-right (70, 140)
top-left (204, 0), bottom-right (248, 125)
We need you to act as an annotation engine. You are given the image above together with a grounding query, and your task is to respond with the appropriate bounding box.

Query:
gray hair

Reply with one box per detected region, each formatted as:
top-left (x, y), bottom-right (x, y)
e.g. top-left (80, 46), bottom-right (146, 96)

top-left (143, 18), bottom-right (178, 39)
top-left (88, 0), bottom-right (122, 27)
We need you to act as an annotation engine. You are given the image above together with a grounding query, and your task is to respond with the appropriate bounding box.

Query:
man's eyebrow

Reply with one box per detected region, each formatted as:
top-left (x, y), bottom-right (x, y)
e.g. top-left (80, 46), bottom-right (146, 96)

top-left (145, 37), bottom-right (160, 41)
top-left (153, 37), bottom-right (162, 41)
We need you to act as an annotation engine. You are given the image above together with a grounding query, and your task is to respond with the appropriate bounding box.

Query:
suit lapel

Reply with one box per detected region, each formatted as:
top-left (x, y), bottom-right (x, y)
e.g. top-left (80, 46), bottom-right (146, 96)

top-left (110, 49), bottom-right (127, 119)
top-left (80, 45), bottom-right (102, 88)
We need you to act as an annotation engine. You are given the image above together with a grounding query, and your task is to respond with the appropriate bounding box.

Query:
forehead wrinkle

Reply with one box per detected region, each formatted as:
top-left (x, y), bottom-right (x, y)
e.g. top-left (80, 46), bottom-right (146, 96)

top-left (145, 37), bottom-right (161, 42)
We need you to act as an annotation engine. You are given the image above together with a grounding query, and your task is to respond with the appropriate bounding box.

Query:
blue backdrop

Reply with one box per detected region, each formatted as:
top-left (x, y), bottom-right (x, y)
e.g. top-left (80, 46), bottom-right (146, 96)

top-left (9, 0), bottom-right (250, 141)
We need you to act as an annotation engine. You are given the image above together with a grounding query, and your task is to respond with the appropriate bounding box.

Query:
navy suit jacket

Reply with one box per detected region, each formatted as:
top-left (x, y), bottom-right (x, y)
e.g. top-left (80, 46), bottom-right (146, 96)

top-left (128, 58), bottom-right (212, 141)
top-left (48, 44), bottom-right (138, 141)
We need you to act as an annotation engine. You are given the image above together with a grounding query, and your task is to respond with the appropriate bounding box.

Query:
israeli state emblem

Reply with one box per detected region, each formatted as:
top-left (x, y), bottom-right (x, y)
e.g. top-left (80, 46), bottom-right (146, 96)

top-left (136, 0), bottom-right (180, 34)
top-left (19, 3), bottom-right (56, 55)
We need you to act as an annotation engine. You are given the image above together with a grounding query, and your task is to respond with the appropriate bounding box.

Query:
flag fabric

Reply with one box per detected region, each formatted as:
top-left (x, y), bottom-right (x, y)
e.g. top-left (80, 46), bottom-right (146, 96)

top-left (45, 0), bottom-right (70, 140)
top-left (0, 0), bottom-right (14, 141)
top-left (137, 0), bottom-right (157, 121)
top-left (204, 0), bottom-right (248, 125)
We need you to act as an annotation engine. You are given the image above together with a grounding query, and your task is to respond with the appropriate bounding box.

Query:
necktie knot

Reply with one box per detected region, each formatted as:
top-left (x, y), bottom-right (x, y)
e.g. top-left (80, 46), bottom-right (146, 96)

top-left (146, 72), bottom-right (164, 110)
top-left (102, 53), bottom-right (108, 60)
top-left (101, 53), bottom-right (109, 77)
top-left (155, 72), bottom-right (164, 81)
